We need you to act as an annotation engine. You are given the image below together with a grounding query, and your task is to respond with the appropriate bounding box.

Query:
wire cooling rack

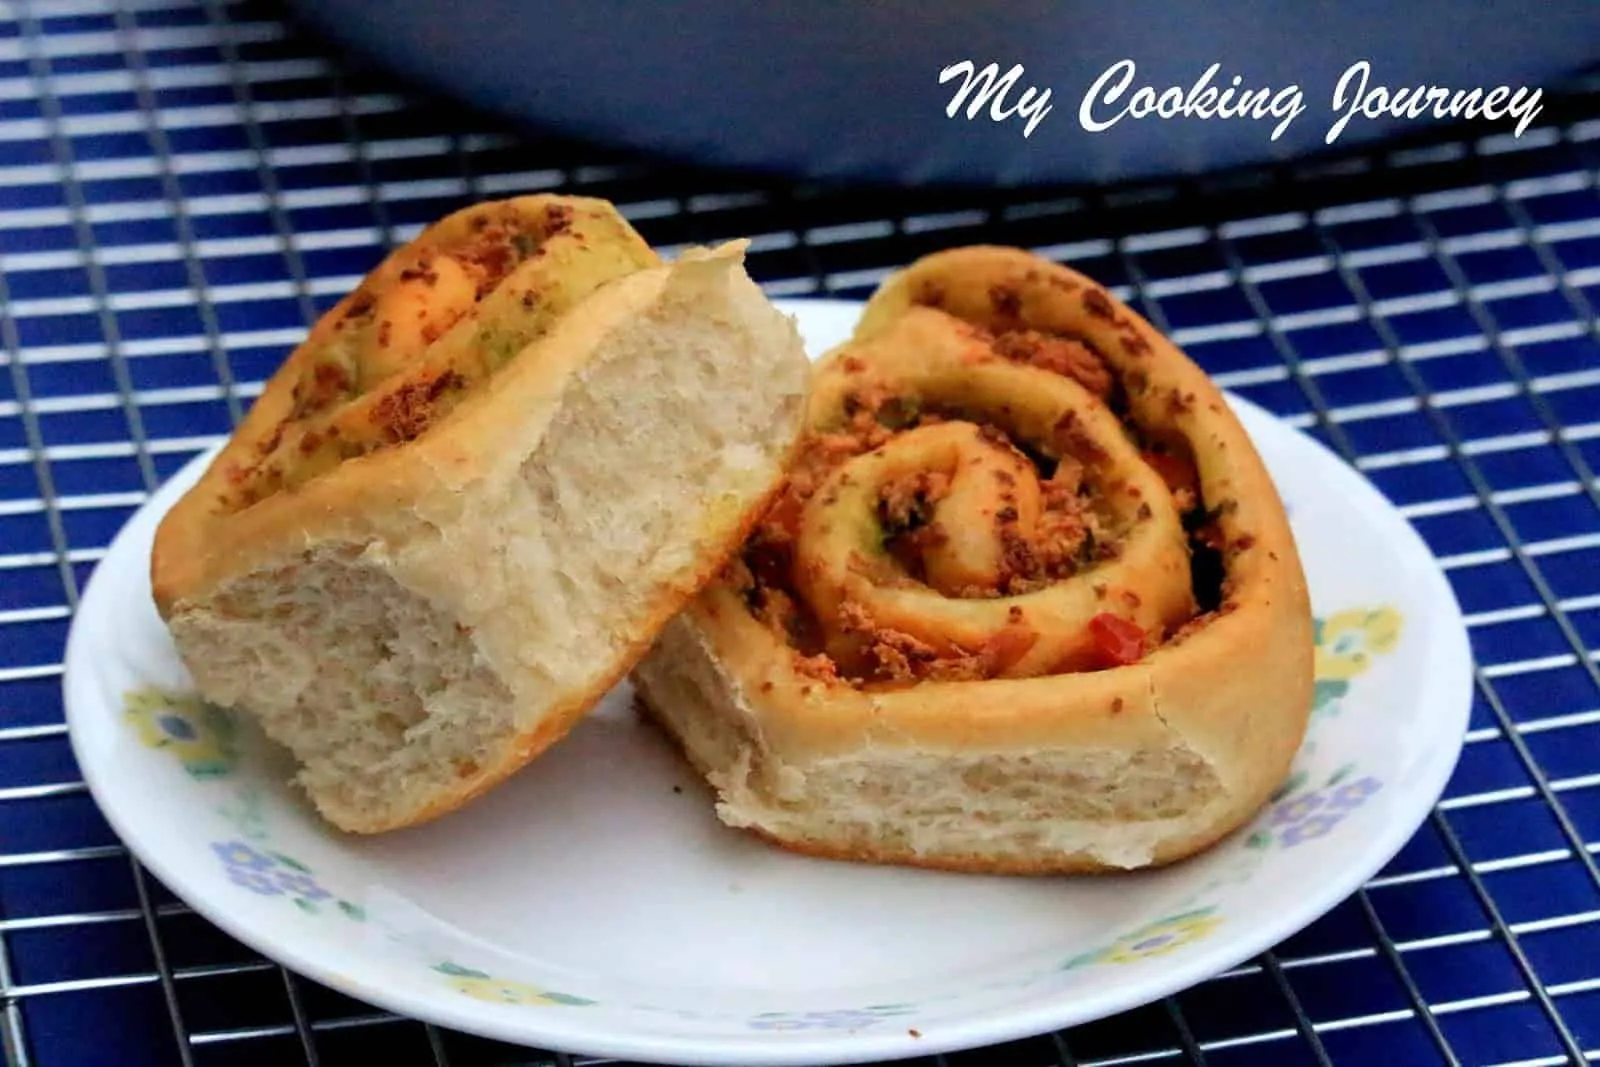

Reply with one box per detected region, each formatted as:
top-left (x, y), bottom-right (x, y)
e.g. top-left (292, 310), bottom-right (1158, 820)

top-left (2, 2), bottom-right (1600, 1066)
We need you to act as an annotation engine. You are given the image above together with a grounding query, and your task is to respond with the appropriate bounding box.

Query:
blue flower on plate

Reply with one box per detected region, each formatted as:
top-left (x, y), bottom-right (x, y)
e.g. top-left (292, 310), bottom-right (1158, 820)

top-left (212, 841), bottom-right (273, 871)
top-left (227, 867), bottom-right (286, 896)
top-left (1279, 812), bottom-right (1346, 848)
top-left (275, 872), bottom-right (333, 901)
top-left (1328, 776), bottom-right (1382, 811)
top-left (209, 840), bottom-right (347, 912)
top-left (1261, 770), bottom-right (1384, 849)
top-left (1269, 792), bottom-right (1325, 826)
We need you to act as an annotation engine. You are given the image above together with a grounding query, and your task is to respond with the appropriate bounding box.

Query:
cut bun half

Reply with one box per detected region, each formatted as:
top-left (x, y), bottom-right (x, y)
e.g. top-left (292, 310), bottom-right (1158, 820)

top-left (151, 195), bottom-right (812, 834)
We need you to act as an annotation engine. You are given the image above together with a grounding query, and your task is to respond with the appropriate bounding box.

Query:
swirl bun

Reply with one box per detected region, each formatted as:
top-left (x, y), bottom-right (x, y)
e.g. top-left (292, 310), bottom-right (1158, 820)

top-left (151, 196), bottom-right (812, 833)
top-left (632, 246), bottom-right (1314, 874)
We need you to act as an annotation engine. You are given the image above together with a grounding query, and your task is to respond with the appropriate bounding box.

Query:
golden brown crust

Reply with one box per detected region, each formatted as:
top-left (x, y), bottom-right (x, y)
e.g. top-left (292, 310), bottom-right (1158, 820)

top-left (151, 194), bottom-right (659, 616)
top-left (636, 245), bottom-right (1315, 874)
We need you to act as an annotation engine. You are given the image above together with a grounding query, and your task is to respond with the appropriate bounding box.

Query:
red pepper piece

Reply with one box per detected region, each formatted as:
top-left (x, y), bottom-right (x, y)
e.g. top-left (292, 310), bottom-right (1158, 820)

top-left (762, 488), bottom-right (804, 538)
top-left (1089, 611), bottom-right (1146, 667)
top-left (1141, 449), bottom-right (1198, 501)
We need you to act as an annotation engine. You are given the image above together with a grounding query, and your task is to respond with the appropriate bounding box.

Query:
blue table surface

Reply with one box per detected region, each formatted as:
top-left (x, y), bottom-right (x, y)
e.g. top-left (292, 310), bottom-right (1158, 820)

top-left (2, 3), bottom-right (1600, 1067)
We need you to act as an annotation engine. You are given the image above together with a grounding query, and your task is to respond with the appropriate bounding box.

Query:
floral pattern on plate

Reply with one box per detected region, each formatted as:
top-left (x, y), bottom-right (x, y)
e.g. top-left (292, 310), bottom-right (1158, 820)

top-left (748, 1005), bottom-right (917, 1032)
top-left (1312, 607), bottom-right (1402, 716)
top-left (434, 963), bottom-right (596, 1007)
top-left (210, 839), bottom-right (366, 919)
top-left (124, 687), bottom-right (366, 920)
top-left (125, 686), bottom-right (237, 778)
top-left (1062, 908), bottom-right (1224, 970)
top-left (1254, 773), bottom-right (1385, 849)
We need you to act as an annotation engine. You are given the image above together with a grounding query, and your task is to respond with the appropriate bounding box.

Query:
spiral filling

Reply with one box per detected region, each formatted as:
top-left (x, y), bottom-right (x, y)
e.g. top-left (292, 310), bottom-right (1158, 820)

top-left (730, 303), bottom-right (1234, 691)
top-left (219, 200), bottom-right (655, 512)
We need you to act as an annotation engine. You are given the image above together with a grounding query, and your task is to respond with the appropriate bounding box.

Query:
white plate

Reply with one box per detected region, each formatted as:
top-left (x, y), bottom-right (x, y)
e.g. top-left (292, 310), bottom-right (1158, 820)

top-left (64, 297), bottom-right (1474, 1066)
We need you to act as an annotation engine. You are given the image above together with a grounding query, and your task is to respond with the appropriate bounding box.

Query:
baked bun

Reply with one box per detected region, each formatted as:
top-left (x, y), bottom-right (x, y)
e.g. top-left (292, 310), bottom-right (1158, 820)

top-left (151, 195), bottom-right (811, 834)
top-left (631, 245), bottom-right (1313, 874)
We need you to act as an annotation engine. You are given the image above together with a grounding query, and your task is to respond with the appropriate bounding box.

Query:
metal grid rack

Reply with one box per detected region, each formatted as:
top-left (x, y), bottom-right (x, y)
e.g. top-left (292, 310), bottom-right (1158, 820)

top-left (2, 1), bottom-right (1599, 1065)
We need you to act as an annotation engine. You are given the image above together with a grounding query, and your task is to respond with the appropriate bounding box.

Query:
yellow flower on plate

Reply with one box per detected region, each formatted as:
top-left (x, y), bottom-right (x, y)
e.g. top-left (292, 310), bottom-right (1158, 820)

top-left (123, 687), bottom-right (237, 778)
top-left (1096, 911), bottom-right (1224, 965)
top-left (449, 976), bottom-right (564, 1005)
top-left (434, 963), bottom-right (595, 1007)
top-left (1314, 607), bottom-right (1403, 683)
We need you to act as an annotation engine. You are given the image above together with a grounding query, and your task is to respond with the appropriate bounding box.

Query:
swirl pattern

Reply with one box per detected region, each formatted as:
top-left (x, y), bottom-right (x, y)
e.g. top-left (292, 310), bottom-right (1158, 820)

top-left (732, 265), bottom-right (1230, 689)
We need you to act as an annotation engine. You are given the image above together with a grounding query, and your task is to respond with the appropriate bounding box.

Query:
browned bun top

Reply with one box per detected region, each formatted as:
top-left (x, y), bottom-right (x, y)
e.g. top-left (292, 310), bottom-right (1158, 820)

top-left (150, 195), bottom-right (662, 619)
top-left (213, 195), bottom-right (660, 513)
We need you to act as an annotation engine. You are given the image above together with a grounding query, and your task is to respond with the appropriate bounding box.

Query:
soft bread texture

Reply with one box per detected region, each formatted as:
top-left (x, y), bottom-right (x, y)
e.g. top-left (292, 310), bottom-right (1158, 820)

top-left (151, 196), bottom-right (811, 834)
top-left (631, 245), bottom-right (1314, 875)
